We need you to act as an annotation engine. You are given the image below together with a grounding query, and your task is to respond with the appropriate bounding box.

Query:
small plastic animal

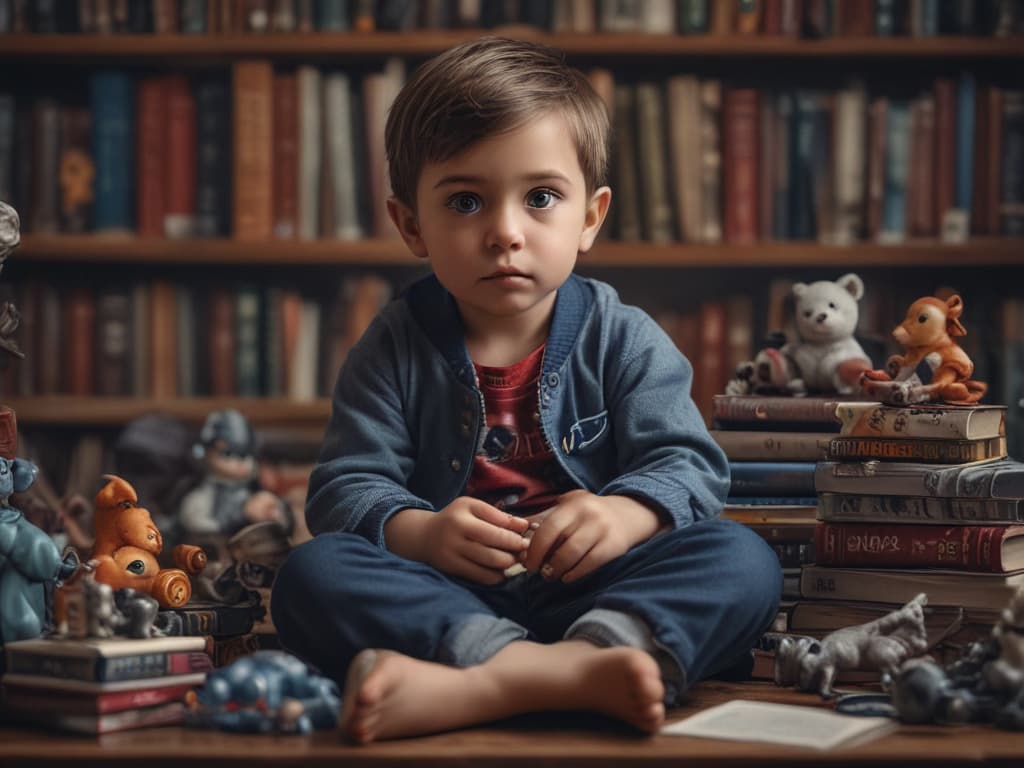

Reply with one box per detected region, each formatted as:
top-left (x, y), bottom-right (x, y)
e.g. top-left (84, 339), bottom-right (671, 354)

top-left (775, 593), bottom-right (929, 698)
top-left (185, 650), bottom-right (341, 734)
top-left (89, 475), bottom-right (206, 608)
top-left (861, 293), bottom-right (987, 405)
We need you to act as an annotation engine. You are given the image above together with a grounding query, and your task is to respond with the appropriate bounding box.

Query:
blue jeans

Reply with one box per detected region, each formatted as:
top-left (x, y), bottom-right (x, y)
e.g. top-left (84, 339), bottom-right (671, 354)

top-left (271, 517), bottom-right (781, 701)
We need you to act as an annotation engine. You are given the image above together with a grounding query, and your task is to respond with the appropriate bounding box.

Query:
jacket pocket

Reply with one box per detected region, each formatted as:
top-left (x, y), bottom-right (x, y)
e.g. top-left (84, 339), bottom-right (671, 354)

top-left (561, 410), bottom-right (609, 456)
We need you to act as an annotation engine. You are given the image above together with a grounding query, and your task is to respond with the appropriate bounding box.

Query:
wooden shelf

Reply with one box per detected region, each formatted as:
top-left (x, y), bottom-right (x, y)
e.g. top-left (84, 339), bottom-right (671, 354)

top-left (2, 32), bottom-right (1023, 60)
top-left (15, 234), bottom-right (1024, 268)
top-left (4, 397), bottom-right (331, 427)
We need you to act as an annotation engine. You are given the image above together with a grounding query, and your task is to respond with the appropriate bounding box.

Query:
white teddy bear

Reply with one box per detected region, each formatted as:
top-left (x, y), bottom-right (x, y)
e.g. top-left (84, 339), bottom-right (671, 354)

top-left (726, 273), bottom-right (873, 397)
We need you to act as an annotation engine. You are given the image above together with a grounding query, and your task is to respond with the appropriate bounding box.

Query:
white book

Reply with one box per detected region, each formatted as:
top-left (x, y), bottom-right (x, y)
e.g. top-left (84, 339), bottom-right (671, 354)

top-left (666, 74), bottom-right (702, 243)
top-left (323, 71), bottom-right (363, 241)
top-left (297, 65), bottom-right (322, 240)
top-left (662, 700), bottom-right (896, 750)
top-left (832, 81), bottom-right (867, 245)
top-left (288, 298), bottom-right (321, 402)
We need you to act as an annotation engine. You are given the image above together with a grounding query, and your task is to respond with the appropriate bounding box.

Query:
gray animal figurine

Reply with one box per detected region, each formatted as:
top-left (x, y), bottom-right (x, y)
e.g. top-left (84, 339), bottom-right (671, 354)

top-left (775, 593), bottom-right (930, 698)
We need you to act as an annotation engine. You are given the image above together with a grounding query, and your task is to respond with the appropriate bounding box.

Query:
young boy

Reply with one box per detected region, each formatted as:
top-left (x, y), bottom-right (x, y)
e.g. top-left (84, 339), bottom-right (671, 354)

top-left (271, 37), bottom-right (782, 743)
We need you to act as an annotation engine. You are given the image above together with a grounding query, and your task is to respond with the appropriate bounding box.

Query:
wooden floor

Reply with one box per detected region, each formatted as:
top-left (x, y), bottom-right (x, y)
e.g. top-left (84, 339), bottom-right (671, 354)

top-left (1, 680), bottom-right (1022, 767)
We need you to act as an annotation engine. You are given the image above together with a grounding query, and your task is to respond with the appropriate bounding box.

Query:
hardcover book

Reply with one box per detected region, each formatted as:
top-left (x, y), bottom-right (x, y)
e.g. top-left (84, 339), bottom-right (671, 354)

top-left (0, 678), bottom-right (196, 715)
top-left (835, 403), bottom-right (1006, 440)
top-left (0, 671), bottom-right (208, 694)
top-left (10, 701), bottom-right (186, 735)
top-left (818, 491), bottom-right (1024, 525)
top-left (799, 564), bottom-right (1024, 610)
top-left (3, 635), bottom-right (211, 683)
top-left (825, 435), bottom-right (1007, 463)
top-left (815, 458), bottom-right (1024, 499)
top-left (815, 522), bottom-right (1024, 572)
top-left (712, 395), bottom-right (869, 430)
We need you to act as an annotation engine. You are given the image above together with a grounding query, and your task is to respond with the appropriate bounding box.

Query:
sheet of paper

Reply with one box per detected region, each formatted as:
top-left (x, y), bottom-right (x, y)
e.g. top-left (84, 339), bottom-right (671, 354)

top-left (661, 699), bottom-right (897, 750)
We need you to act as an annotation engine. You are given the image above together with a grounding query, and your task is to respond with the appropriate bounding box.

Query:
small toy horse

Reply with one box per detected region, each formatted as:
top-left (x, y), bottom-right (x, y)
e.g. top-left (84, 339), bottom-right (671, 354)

top-left (860, 294), bottom-right (987, 405)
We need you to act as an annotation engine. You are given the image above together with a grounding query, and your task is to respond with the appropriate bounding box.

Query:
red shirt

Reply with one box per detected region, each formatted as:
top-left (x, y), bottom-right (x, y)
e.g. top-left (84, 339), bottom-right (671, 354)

top-left (465, 344), bottom-right (573, 515)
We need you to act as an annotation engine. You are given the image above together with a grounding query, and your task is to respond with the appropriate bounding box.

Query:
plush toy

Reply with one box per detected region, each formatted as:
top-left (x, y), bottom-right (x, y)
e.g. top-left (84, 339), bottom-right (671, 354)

top-left (860, 293), bottom-right (987, 405)
top-left (726, 273), bottom-right (873, 397)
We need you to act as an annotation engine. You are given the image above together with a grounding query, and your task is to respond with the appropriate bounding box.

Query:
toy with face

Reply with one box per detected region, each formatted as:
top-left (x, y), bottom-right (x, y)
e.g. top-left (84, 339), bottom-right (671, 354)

top-left (179, 410), bottom-right (291, 541)
top-left (0, 439), bottom-right (78, 645)
top-left (90, 475), bottom-right (203, 608)
top-left (861, 294), bottom-right (987, 405)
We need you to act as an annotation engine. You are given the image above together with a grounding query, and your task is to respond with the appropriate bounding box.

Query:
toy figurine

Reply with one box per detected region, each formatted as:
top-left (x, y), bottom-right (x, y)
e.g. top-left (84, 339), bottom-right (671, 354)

top-left (0, 409), bottom-right (79, 647)
top-left (89, 474), bottom-right (206, 608)
top-left (890, 587), bottom-right (1024, 729)
top-left (0, 201), bottom-right (23, 359)
top-left (185, 650), bottom-right (341, 734)
top-left (53, 572), bottom-right (166, 640)
top-left (861, 293), bottom-right (987, 405)
top-left (726, 274), bottom-right (873, 397)
top-left (774, 593), bottom-right (929, 698)
top-left (179, 410), bottom-right (291, 541)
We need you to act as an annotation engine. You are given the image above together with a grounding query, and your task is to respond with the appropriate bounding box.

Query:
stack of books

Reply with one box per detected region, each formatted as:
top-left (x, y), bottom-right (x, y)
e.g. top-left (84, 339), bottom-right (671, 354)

top-left (795, 401), bottom-right (1024, 659)
top-left (0, 635), bottom-right (211, 734)
top-left (710, 393), bottom-right (855, 603)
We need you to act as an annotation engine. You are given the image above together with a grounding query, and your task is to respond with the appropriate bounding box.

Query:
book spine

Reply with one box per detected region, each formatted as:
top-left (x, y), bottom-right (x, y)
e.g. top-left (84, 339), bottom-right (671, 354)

top-left (710, 430), bottom-right (833, 461)
top-left (272, 71), bottom-right (298, 239)
top-left (826, 435), bottom-right (1006, 463)
top-left (817, 491), bottom-right (1024, 525)
top-left (723, 87), bottom-right (760, 243)
top-left (135, 77), bottom-right (166, 237)
top-left (194, 78), bottom-right (231, 237)
top-left (815, 522), bottom-right (1013, 571)
top-left (728, 461), bottom-right (817, 496)
top-left (712, 395), bottom-right (844, 423)
top-left (90, 71), bottom-right (134, 232)
top-left (1002, 89), bottom-right (1024, 236)
top-left (163, 75), bottom-right (197, 238)
top-left (5, 651), bottom-right (209, 683)
top-left (232, 59), bottom-right (274, 240)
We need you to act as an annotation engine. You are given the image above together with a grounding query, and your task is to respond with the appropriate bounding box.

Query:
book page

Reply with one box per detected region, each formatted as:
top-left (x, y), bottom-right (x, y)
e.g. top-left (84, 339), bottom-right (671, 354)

top-left (661, 700), bottom-right (896, 750)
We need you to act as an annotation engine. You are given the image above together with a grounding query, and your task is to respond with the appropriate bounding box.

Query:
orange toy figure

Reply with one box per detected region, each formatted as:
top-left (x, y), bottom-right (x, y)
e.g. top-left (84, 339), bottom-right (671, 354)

top-left (90, 475), bottom-right (206, 608)
top-left (861, 294), bottom-right (987, 406)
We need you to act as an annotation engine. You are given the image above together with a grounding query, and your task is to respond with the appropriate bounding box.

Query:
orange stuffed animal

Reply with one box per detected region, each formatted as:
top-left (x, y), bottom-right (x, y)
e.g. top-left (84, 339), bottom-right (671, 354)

top-left (860, 294), bottom-right (987, 405)
top-left (90, 475), bottom-right (206, 608)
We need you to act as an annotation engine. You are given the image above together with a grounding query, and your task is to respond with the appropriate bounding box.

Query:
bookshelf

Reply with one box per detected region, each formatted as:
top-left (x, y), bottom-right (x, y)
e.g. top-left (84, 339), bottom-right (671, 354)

top-left (2, 1), bottom-right (1023, 494)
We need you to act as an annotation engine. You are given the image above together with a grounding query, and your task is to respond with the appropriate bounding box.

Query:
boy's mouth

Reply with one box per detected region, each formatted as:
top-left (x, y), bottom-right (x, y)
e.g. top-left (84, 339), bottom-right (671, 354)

top-left (483, 268), bottom-right (530, 281)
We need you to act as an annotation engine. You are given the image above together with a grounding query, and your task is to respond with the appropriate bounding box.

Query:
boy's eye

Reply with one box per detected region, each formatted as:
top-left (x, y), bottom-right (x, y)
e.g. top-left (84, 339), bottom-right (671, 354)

top-left (446, 193), bottom-right (481, 214)
top-left (526, 189), bottom-right (559, 209)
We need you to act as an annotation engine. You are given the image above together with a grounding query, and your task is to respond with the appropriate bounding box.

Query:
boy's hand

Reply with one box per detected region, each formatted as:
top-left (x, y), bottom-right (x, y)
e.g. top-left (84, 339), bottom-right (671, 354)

top-left (386, 498), bottom-right (531, 585)
top-left (521, 490), bottom-right (666, 583)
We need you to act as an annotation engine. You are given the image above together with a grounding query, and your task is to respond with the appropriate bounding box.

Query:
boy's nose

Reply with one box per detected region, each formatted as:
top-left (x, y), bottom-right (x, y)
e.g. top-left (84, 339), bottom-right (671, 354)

top-left (485, 204), bottom-right (525, 252)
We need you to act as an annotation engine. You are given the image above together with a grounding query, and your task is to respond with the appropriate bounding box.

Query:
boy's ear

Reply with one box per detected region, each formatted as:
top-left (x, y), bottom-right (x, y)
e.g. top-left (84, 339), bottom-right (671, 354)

top-left (386, 197), bottom-right (429, 259)
top-left (578, 186), bottom-right (612, 253)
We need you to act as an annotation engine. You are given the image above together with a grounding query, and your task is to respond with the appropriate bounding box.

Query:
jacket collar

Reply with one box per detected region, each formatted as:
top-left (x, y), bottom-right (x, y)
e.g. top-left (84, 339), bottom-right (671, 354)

top-left (405, 273), bottom-right (592, 386)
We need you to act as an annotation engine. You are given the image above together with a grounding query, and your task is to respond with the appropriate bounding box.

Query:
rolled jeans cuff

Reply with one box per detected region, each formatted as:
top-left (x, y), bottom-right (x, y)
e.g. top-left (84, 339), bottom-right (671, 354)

top-left (438, 613), bottom-right (530, 668)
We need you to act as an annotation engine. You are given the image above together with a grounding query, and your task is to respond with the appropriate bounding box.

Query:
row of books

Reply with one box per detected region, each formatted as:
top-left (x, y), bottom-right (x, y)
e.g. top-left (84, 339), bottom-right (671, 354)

top-left (5, 64), bottom-right (1022, 246)
top-left (714, 393), bottom-right (1024, 681)
top-left (604, 74), bottom-right (1024, 245)
top-left (0, 272), bottom-right (394, 400)
top-left (6, 0), bottom-right (1023, 38)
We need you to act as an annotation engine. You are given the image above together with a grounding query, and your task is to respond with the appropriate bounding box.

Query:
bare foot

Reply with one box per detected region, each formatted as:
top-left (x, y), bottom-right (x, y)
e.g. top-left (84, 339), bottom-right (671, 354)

top-left (340, 640), bottom-right (665, 744)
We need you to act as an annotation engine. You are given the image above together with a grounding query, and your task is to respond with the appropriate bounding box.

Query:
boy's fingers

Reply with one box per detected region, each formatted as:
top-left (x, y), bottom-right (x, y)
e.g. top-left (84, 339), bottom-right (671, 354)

top-left (463, 541), bottom-right (519, 571)
top-left (524, 514), bottom-right (572, 573)
top-left (466, 498), bottom-right (531, 534)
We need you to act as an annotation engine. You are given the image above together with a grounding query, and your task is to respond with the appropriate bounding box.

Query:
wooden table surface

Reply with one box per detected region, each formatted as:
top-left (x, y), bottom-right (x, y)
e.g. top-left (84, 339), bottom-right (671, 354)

top-left (1, 680), bottom-right (1021, 767)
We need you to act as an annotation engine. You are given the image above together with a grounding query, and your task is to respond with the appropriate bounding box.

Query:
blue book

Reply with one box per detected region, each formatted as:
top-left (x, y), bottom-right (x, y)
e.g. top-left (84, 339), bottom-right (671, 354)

top-left (1002, 89), bottom-right (1024, 236)
top-left (315, 0), bottom-right (350, 30)
top-left (678, 0), bottom-right (709, 34)
top-left (954, 72), bottom-right (976, 212)
top-left (880, 99), bottom-right (910, 242)
top-left (728, 461), bottom-right (818, 497)
top-left (914, 0), bottom-right (939, 35)
top-left (90, 71), bottom-right (134, 232)
top-left (788, 92), bottom-right (820, 241)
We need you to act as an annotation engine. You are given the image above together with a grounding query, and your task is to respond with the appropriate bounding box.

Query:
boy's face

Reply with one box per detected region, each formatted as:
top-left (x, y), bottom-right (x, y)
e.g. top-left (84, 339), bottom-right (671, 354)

top-left (388, 113), bottom-right (610, 334)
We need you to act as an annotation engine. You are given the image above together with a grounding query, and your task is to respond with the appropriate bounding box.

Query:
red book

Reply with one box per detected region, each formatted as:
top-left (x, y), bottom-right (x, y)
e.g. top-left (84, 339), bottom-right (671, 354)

top-left (232, 60), bottom-right (274, 240)
top-left (1, 680), bottom-right (196, 715)
top-left (65, 287), bottom-right (96, 396)
top-left (933, 77), bottom-right (957, 230)
top-left (163, 75), bottom-right (197, 239)
top-left (722, 88), bottom-right (759, 244)
top-left (815, 522), bottom-right (1024, 572)
top-left (207, 288), bottom-right (236, 396)
top-left (136, 77), bottom-right (167, 237)
top-left (272, 72), bottom-right (298, 239)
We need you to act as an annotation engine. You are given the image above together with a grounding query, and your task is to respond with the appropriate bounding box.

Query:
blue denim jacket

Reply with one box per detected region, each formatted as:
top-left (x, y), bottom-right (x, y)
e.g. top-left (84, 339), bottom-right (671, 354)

top-left (306, 273), bottom-right (730, 547)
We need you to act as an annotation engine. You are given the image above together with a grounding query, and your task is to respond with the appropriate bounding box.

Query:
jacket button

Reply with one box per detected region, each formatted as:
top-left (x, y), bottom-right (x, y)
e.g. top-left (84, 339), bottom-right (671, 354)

top-left (449, 458), bottom-right (462, 472)
top-left (546, 373), bottom-right (559, 387)
top-left (460, 424), bottom-right (472, 437)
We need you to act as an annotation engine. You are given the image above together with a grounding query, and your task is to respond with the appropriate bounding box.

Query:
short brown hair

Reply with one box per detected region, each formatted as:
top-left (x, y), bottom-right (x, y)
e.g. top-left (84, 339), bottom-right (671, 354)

top-left (385, 37), bottom-right (609, 208)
